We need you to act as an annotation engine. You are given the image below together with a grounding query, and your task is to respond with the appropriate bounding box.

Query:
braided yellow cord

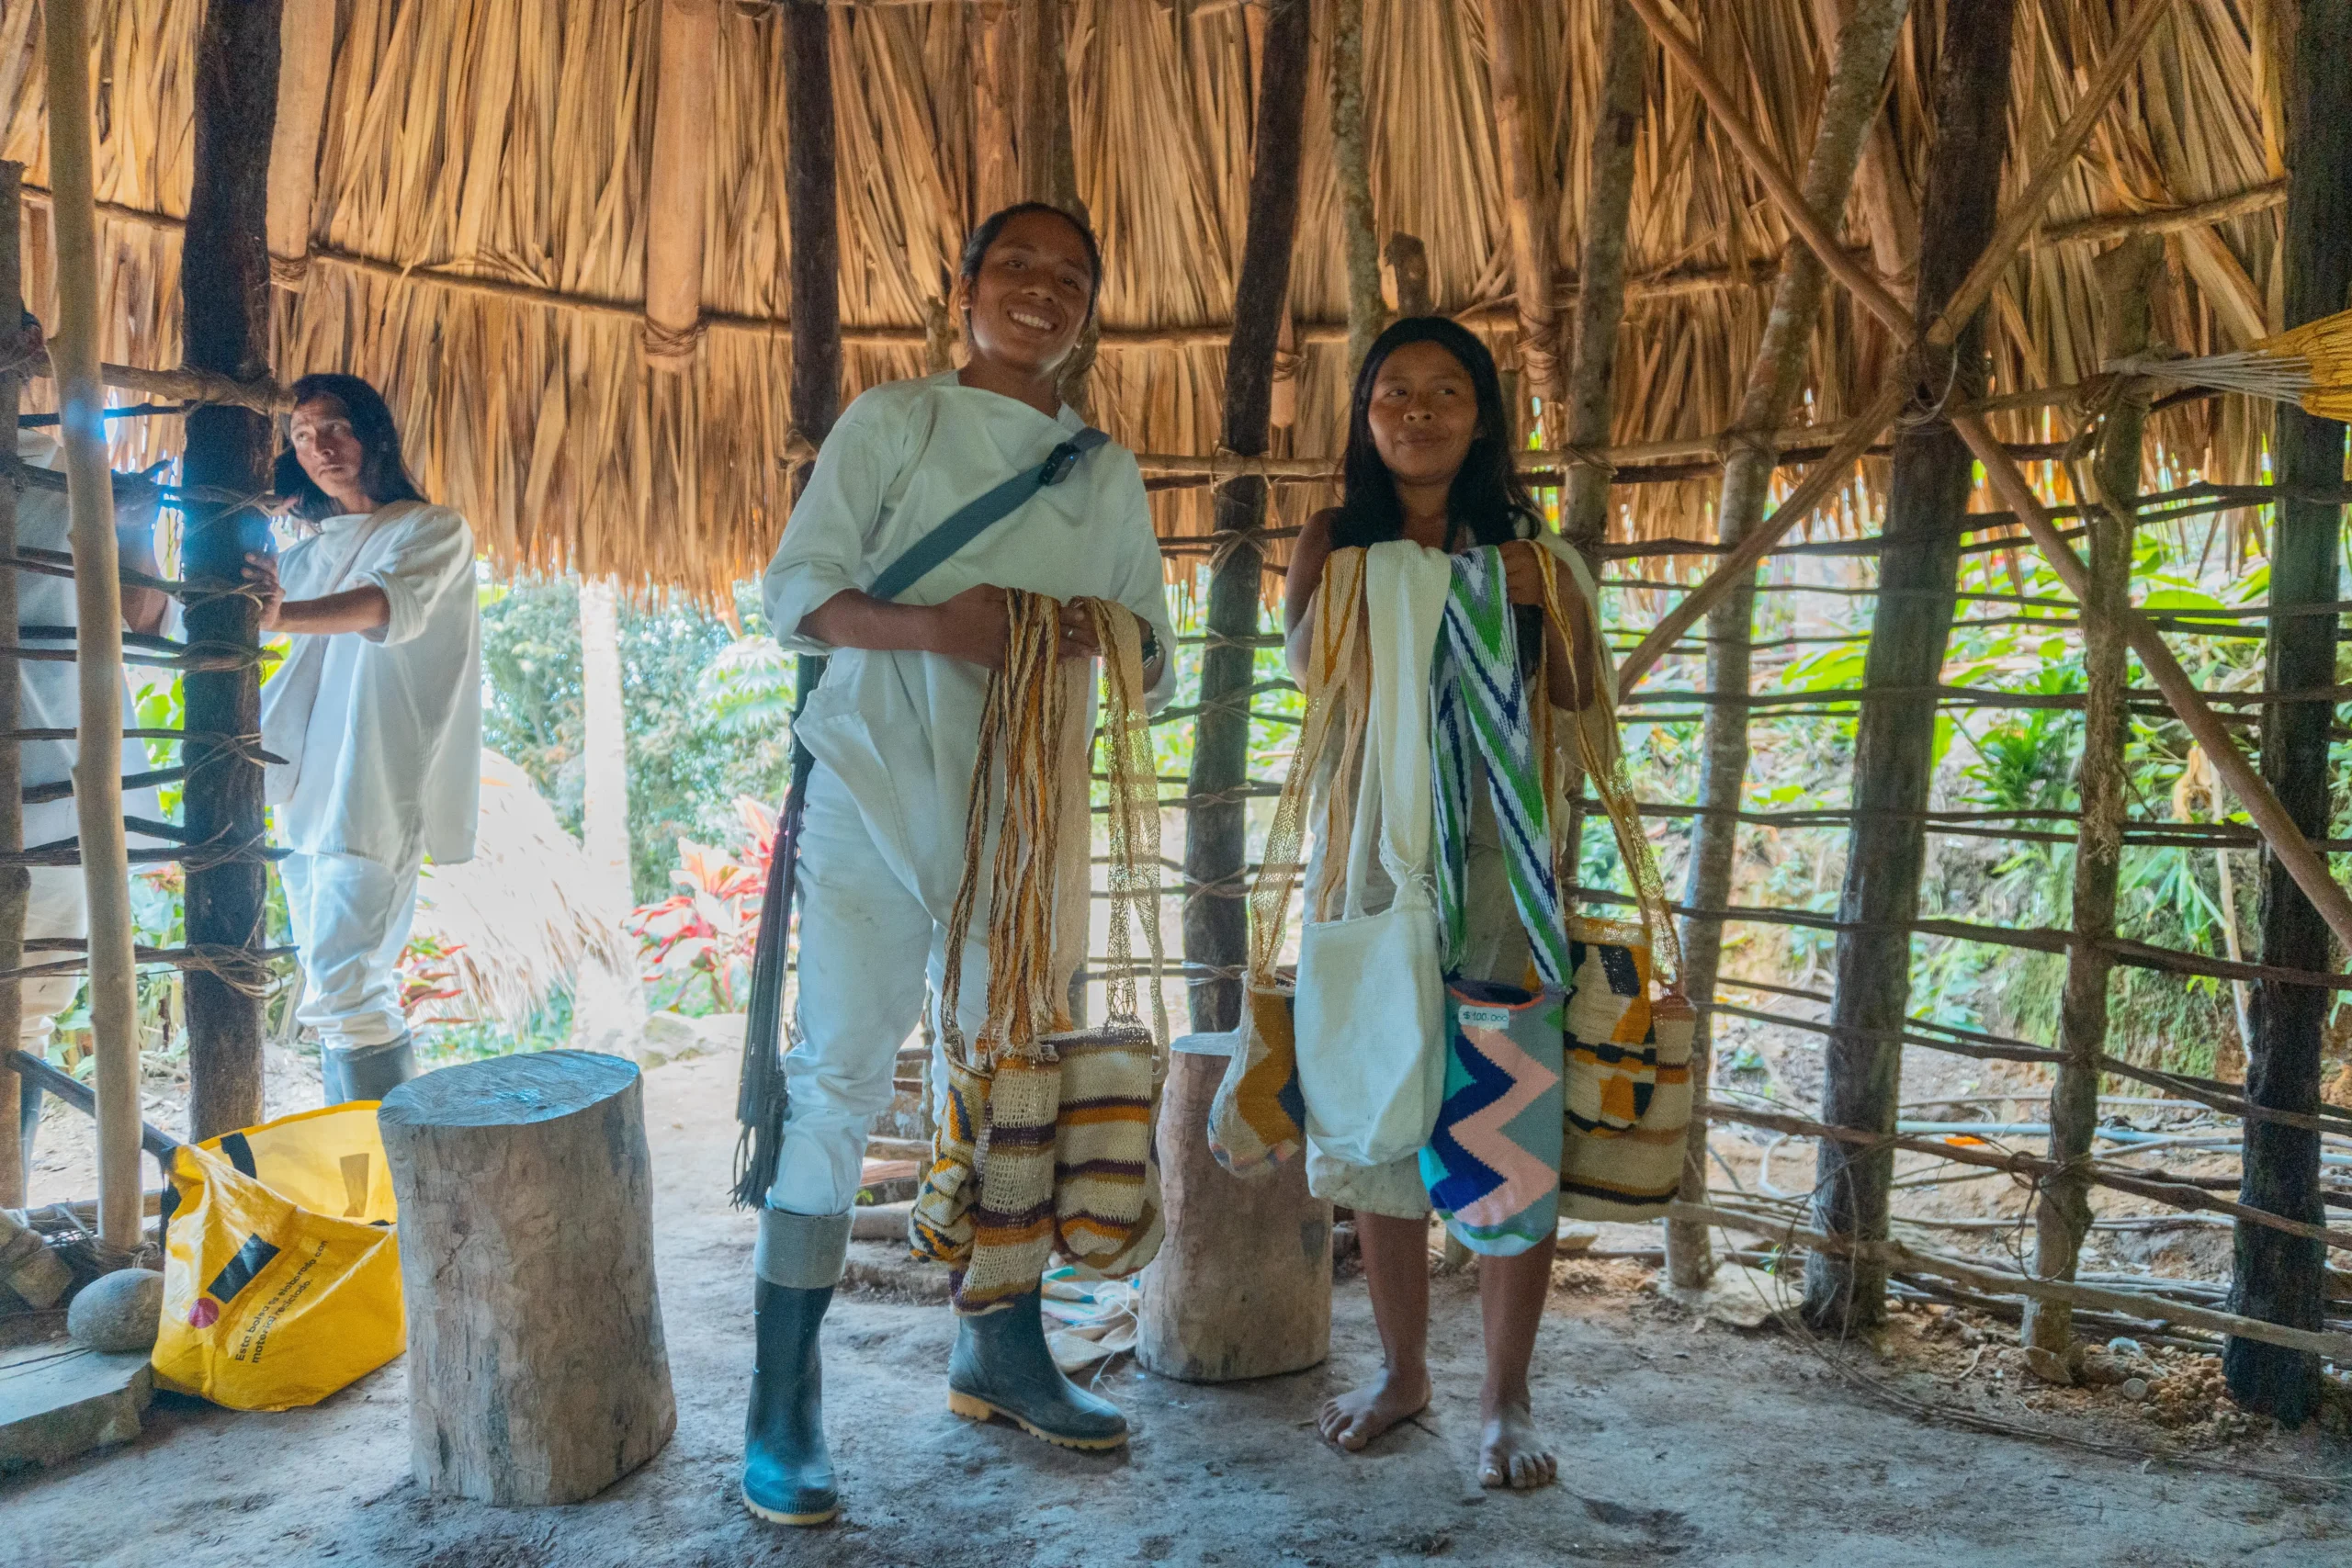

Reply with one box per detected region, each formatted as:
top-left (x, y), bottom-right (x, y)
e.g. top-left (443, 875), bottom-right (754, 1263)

top-left (938, 592), bottom-right (1169, 1071)
top-left (1533, 549), bottom-right (1683, 987)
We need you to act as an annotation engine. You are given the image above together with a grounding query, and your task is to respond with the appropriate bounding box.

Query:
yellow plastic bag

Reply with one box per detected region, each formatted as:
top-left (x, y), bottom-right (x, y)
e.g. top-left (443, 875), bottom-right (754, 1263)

top-left (151, 1102), bottom-right (405, 1411)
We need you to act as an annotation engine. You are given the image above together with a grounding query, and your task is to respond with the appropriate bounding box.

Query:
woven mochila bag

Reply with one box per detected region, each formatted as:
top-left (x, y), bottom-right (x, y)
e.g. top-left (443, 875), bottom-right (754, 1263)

top-left (906, 593), bottom-right (1169, 1312)
top-left (1204, 547), bottom-right (1371, 1176)
top-left (1528, 547), bottom-right (1695, 1222)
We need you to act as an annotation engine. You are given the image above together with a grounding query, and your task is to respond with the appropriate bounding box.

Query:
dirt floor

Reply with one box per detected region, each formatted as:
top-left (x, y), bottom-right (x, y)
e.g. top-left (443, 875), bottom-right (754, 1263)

top-left (11, 1043), bottom-right (2352, 1568)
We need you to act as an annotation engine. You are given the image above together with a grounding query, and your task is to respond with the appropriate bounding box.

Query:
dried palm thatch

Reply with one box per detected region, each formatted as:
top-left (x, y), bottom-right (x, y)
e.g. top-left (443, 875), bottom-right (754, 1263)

top-left (408, 749), bottom-right (634, 1029)
top-left (0, 0), bottom-right (2304, 597)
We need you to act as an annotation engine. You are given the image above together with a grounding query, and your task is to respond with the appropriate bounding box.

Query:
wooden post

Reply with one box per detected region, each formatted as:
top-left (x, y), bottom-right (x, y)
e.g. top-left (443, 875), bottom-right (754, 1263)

top-left (263, 0), bottom-right (332, 288)
top-left (784, 0), bottom-right (841, 457)
top-left (379, 1052), bottom-right (674, 1504)
top-left (2228, 0), bottom-right (2351, 1427)
top-left (1382, 232), bottom-right (1432, 321)
top-left (1479, 0), bottom-right (1561, 444)
top-left (1329, 0), bottom-right (1385, 377)
top-left (1804, 0), bottom-right (2016, 1332)
top-left (2024, 235), bottom-right (2161, 1366)
top-left (1558, 0), bottom-right (1647, 556)
top-left (1670, 0), bottom-right (1911, 1297)
top-left (1242, 2), bottom-right (1297, 435)
top-left (1183, 0), bottom-right (1306, 1039)
top-left (0, 165), bottom-right (24, 1208)
top-left (180, 0), bottom-right (281, 1144)
top-left (643, 0), bottom-right (717, 369)
top-left (44, 0), bottom-right (141, 1248)
top-left (1137, 1043), bottom-right (1330, 1381)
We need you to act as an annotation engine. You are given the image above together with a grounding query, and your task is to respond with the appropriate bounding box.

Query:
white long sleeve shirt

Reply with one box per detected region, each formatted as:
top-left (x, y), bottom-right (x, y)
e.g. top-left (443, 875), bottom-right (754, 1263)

top-left (260, 500), bottom-right (482, 867)
top-left (763, 372), bottom-right (1177, 918)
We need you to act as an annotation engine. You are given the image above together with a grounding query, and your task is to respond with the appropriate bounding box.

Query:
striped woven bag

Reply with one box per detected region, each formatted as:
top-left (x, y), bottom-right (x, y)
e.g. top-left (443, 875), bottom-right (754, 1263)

top-left (1204, 547), bottom-right (1370, 1175)
top-left (1042, 600), bottom-right (1169, 1278)
top-left (907, 593), bottom-right (1171, 1309)
top-left (1526, 546), bottom-right (1697, 1222)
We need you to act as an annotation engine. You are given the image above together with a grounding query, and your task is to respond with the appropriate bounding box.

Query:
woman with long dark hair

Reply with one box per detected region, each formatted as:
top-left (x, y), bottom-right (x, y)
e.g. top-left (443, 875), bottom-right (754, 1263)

top-left (1283, 318), bottom-right (1603, 1490)
top-left (743, 202), bottom-right (1176, 1526)
top-left (245, 373), bottom-right (481, 1106)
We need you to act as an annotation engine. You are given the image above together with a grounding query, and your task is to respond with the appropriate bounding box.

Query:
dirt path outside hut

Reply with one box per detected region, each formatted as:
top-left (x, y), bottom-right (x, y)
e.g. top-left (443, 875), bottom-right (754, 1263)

top-left (10, 1046), bottom-right (2350, 1568)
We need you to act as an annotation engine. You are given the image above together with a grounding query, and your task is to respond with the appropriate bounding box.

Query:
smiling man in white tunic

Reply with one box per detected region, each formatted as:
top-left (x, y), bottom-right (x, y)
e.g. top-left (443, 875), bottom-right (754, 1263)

top-left (249, 373), bottom-right (482, 1106)
top-left (741, 202), bottom-right (1176, 1528)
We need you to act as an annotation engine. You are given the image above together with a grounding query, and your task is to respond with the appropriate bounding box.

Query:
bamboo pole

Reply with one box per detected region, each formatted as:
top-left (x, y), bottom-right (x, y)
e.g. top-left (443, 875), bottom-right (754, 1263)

top-left (1807, 0), bottom-right (1916, 284)
top-left (2226, 0), bottom-right (2352, 1427)
top-left (180, 0), bottom-right (281, 1143)
top-left (643, 0), bottom-right (718, 368)
top-left (43, 0), bottom-right (140, 1249)
top-left (1328, 0), bottom-right (1385, 378)
top-left (2025, 236), bottom-right (2164, 1369)
top-left (0, 164), bottom-right (25, 1209)
top-left (263, 0), bottom-right (333, 287)
top-left (1805, 0), bottom-right (2018, 1334)
top-left (1669, 0), bottom-right (1912, 1299)
top-left (1184, 0), bottom-right (1306, 1037)
top-left (1558, 0), bottom-right (1647, 555)
top-left (1478, 0), bottom-right (1561, 444)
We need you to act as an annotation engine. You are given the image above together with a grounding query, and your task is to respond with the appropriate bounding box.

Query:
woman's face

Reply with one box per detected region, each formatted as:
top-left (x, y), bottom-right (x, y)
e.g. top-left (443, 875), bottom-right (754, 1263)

top-left (1364, 340), bottom-right (1481, 491)
top-left (961, 209), bottom-right (1094, 378)
top-left (288, 395), bottom-right (369, 507)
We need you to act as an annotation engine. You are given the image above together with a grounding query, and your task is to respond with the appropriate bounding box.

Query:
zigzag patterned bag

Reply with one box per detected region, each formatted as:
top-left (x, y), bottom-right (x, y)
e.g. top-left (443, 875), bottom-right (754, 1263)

top-left (1419, 547), bottom-right (1570, 1255)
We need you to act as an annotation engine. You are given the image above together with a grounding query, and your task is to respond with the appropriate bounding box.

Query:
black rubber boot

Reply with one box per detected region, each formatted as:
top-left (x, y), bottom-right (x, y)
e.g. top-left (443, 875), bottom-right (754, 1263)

top-left (741, 1279), bottom-right (838, 1526)
top-left (322, 1034), bottom-right (416, 1105)
top-left (741, 1206), bottom-right (851, 1526)
top-left (946, 1289), bottom-right (1128, 1450)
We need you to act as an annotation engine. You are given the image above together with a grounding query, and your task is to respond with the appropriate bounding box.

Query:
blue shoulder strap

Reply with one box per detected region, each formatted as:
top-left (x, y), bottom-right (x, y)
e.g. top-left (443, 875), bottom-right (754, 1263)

top-left (864, 426), bottom-right (1110, 604)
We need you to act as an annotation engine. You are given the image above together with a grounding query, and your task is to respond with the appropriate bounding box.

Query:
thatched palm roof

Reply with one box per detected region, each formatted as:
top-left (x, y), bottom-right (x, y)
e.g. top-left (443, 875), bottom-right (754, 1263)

top-left (0, 0), bottom-right (2289, 596)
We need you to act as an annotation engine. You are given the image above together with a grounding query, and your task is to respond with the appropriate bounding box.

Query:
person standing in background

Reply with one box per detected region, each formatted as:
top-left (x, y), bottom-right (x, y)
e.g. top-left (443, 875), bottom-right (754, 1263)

top-left (246, 373), bottom-right (481, 1105)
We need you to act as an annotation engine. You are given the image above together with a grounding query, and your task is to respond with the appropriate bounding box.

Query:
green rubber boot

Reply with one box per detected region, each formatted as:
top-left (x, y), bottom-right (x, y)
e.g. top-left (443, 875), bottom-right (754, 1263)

top-left (741, 1208), bottom-right (851, 1526)
top-left (946, 1289), bottom-right (1128, 1450)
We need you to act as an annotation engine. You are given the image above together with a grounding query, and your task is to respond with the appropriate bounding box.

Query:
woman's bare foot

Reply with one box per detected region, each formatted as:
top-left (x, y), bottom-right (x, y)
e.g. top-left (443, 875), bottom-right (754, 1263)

top-left (1477, 1395), bottom-right (1556, 1490)
top-left (1317, 1365), bottom-right (1430, 1452)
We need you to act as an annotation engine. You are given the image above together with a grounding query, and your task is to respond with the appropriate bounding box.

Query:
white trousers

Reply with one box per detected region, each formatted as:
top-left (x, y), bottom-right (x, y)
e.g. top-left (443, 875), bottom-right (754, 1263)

top-left (18, 865), bottom-right (87, 1050)
top-left (282, 850), bottom-right (420, 1050)
top-left (766, 764), bottom-right (992, 1218)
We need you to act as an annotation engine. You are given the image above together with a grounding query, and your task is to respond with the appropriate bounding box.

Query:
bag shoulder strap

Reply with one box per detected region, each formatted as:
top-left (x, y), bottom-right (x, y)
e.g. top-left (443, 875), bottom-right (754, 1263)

top-left (865, 426), bottom-right (1109, 604)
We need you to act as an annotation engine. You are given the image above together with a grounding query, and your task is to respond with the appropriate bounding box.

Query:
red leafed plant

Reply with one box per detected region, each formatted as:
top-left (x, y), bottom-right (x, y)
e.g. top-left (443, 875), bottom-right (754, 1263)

top-left (398, 934), bottom-right (472, 1023)
top-left (627, 797), bottom-right (778, 1014)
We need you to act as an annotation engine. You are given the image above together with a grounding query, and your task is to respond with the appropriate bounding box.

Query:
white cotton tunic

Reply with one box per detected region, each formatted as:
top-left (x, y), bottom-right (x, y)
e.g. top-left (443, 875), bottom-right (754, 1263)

top-left (260, 500), bottom-right (483, 867)
top-left (763, 371), bottom-right (1177, 918)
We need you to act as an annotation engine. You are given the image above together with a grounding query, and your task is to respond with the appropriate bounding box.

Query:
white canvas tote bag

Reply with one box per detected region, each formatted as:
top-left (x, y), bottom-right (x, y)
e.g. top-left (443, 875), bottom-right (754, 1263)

top-left (1293, 541), bottom-right (1451, 1168)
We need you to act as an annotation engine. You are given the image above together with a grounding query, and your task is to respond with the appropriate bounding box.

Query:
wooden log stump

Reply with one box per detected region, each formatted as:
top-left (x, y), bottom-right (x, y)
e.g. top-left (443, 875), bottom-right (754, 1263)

top-left (1138, 1044), bottom-right (1330, 1382)
top-left (379, 1050), bottom-right (674, 1505)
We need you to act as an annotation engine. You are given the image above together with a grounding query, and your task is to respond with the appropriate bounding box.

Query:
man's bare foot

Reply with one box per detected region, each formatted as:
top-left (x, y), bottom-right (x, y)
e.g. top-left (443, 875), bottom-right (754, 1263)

top-left (1317, 1366), bottom-right (1430, 1452)
top-left (1477, 1396), bottom-right (1556, 1490)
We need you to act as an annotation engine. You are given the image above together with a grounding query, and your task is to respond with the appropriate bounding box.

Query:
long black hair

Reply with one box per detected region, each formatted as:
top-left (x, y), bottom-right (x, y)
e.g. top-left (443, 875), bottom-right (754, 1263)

top-left (958, 200), bottom-right (1103, 321)
top-left (1331, 316), bottom-right (1537, 550)
top-left (273, 373), bottom-right (426, 522)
